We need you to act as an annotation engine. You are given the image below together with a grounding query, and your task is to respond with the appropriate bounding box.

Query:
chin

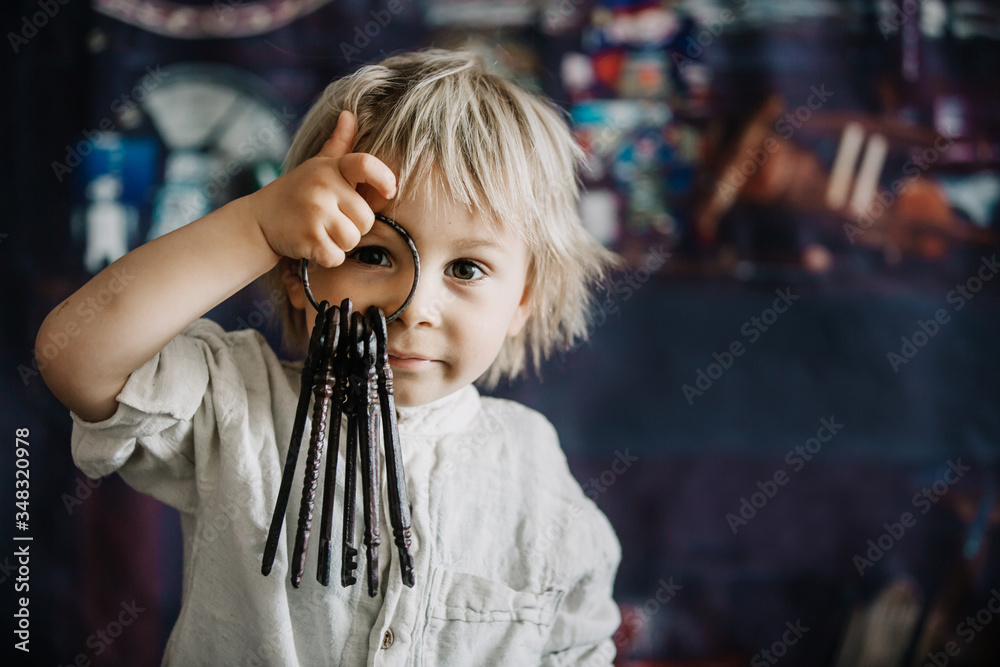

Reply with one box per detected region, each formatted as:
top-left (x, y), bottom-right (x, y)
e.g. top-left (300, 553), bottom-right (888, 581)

top-left (392, 384), bottom-right (455, 408)
top-left (392, 386), bottom-right (434, 408)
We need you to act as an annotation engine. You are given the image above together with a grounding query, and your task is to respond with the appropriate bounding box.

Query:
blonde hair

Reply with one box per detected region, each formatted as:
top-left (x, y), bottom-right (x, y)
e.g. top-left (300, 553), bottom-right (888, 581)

top-left (263, 48), bottom-right (619, 387)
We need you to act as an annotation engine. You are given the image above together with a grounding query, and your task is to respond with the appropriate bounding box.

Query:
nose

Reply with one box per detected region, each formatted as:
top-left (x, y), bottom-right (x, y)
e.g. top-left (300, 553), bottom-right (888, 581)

top-left (393, 274), bottom-right (448, 329)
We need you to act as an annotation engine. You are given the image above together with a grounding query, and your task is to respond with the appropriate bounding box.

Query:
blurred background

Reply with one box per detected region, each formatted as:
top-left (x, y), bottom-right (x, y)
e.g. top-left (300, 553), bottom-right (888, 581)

top-left (2, 0), bottom-right (1000, 665)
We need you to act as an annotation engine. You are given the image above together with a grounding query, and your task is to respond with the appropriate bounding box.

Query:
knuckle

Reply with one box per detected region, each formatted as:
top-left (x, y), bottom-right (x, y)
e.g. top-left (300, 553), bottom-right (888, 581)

top-left (304, 225), bottom-right (326, 246)
top-left (357, 153), bottom-right (381, 176)
top-left (301, 199), bottom-right (325, 222)
top-left (342, 223), bottom-right (362, 249)
top-left (359, 209), bottom-right (376, 233)
top-left (295, 241), bottom-right (317, 261)
top-left (322, 246), bottom-right (345, 268)
top-left (355, 153), bottom-right (372, 169)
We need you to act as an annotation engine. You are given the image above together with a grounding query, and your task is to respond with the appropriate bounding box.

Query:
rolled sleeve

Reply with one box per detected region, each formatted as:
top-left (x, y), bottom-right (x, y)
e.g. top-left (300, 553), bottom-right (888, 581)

top-left (70, 319), bottom-right (231, 513)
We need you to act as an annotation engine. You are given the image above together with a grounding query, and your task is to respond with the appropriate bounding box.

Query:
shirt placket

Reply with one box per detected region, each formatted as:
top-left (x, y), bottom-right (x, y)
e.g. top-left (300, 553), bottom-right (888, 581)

top-left (368, 433), bottom-right (433, 667)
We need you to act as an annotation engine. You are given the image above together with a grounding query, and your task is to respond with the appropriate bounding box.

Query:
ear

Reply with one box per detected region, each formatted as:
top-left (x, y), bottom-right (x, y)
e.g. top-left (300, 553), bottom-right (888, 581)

top-left (283, 258), bottom-right (308, 311)
top-left (506, 283), bottom-right (532, 338)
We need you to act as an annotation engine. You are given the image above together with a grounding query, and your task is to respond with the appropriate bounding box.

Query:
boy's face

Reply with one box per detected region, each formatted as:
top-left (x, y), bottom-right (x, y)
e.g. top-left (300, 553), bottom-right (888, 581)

top-left (287, 192), bottom-right (531, 407)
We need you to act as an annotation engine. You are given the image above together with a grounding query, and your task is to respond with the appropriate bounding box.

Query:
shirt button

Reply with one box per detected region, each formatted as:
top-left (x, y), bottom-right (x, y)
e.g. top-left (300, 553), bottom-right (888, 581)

top-left (381, 628), bottom-right (394, 649)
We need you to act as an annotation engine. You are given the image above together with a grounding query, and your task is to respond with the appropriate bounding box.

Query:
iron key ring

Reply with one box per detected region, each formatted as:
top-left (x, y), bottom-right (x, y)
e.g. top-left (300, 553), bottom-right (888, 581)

top-left (299, 213), bottom-right (421, 324)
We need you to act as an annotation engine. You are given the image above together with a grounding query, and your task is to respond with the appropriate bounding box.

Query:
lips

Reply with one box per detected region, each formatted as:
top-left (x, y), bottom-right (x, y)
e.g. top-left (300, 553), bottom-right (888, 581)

top-left (388, 350), bottom-right (437, 371)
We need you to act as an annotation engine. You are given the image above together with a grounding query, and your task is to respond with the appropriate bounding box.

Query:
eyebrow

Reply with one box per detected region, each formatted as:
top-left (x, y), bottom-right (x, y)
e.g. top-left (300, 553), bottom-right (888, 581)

top-left (451, 237), bottom-right (503, 252)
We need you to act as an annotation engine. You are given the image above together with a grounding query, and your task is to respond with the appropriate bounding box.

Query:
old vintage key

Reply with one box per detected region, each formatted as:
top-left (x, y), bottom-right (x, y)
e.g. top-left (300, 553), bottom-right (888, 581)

top-left (290, 303), bottom-right (339, 587)
top-left (261, 300), bottom-right (330, 577)
top-left (356, 315), bottom-right (382, 596)
top-left (369, 306), bottom-right (415, 587)
top-left (339, 313), bottom-right (363, 587)
top-left (261, 213), bottom-right (421, 594)
top-left (317, 299), bottom-right (352, 586)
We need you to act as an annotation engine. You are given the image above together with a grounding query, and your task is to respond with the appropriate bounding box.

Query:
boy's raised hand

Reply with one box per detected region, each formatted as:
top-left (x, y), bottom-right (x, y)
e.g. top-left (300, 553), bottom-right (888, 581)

top-left (253, 109), bottom-right (397, 267)
top-left (37, 110), bottom-right (398, 423)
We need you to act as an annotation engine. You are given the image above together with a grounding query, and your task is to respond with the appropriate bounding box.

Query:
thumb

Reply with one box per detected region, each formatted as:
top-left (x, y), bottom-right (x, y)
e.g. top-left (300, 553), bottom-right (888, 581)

top-left (317, 110), bottom-right (356, 160)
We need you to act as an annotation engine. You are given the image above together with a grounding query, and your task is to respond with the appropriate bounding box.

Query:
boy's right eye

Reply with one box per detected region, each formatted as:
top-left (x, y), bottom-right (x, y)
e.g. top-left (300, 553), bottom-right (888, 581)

top-left (349, 246), bottom-right (391, 266)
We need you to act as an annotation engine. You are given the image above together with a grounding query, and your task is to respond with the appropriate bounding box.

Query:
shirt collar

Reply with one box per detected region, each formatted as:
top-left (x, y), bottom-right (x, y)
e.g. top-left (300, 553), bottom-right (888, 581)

top-left (394, 384), bottom-right (481, 436)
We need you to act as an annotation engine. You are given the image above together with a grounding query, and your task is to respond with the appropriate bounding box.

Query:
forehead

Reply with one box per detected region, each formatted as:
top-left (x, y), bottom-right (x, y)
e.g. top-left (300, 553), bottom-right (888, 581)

top-left (380, 160), bottom-right (536, 245)
top-left (380, 187), bottom-right (512, 249)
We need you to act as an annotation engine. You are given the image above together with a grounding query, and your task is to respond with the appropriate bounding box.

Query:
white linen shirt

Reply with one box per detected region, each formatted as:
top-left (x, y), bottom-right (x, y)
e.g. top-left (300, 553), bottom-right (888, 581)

top-left (70, 319), bottom-right (621, 666)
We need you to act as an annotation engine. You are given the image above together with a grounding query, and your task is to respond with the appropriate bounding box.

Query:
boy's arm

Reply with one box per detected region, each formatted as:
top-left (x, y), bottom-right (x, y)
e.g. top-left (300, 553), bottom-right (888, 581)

top-left (37, 110), bottom-right (395, 423)
top-left (36, 198), bottom-right (279, 423)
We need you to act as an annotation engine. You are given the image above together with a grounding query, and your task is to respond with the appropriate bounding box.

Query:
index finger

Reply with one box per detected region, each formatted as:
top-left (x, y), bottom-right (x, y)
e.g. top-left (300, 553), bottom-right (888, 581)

top-left (338, 153), bottom-right (397, 202)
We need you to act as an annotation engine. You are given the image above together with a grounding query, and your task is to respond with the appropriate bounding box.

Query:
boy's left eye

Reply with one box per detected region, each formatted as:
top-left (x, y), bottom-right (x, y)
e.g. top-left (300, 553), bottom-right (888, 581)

top-left (446, 260), bottom-right (483, 281)
top-left (350, 246), bottom-right (391, 266)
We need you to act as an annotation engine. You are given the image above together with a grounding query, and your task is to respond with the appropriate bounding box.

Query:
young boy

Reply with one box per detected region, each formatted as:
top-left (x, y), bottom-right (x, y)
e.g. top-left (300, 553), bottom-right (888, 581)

top-left (38, 49), bottom-right (622, 665)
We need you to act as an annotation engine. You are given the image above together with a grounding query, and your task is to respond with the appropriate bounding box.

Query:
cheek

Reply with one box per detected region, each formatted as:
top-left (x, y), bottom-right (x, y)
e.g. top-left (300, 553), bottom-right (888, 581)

top-left (457, 303), bottom-right (516, 360)
top-left (306, 268), bottom-right (377, 315)
top-left (307, 266), bottom-right (352, 298)
top-left (310, 265), bottom-right (414, 318)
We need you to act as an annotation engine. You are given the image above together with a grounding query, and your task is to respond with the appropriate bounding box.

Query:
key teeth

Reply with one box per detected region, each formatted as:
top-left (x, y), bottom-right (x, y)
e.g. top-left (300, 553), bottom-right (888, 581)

top-left (341, 547), bottom-right (358, 587)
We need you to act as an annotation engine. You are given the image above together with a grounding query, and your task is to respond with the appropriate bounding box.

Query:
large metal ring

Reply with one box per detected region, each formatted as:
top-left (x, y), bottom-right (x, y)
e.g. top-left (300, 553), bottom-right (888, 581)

top-left (299, 213), bottom-right (420, 324)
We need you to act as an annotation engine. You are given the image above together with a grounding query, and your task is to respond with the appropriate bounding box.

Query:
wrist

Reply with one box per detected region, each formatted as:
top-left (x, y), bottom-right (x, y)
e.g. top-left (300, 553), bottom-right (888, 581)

top-left (228, 194), bottom-right (282, 268)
